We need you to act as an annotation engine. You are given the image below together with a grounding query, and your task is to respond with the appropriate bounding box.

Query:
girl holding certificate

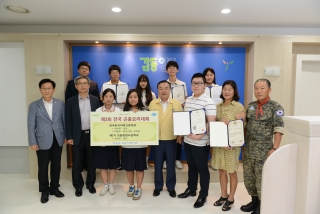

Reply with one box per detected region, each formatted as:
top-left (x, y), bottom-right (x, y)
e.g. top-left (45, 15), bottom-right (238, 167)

top-left (211, 80), bottom-right (245, 211)
top-left (122, 89), bottom-right (147, 200)
top-left (135, 74), bottom-right (156, 169)
top-left (93, 88), bottom-right (121, 196)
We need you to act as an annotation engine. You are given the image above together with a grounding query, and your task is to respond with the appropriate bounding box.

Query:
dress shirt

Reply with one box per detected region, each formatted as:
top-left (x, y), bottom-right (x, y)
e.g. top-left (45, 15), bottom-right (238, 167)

top-left (43, 99), bottom-right (53, 120)
top-left (78, 94), bottom-right (91, 130)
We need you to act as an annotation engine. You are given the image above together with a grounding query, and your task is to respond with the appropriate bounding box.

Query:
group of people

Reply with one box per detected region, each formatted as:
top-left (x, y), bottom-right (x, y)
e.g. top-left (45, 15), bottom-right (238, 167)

top-left (27, 60), bottom-right (284, 214)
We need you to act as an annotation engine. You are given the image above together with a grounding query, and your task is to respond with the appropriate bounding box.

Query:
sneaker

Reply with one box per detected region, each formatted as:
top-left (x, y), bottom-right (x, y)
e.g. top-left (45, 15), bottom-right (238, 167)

top-left (127, 185), bottom-right (135, 197)
top-left (108, 184), bottom-right (116, 195)
top-left (100, 185), bottom-right (109, 196)
top-left (133, 188), bottom-right (142, 200)
top-left (163, 161), bottom-right (167, 169)
top-left (175, 160), bottom-right (183, 170)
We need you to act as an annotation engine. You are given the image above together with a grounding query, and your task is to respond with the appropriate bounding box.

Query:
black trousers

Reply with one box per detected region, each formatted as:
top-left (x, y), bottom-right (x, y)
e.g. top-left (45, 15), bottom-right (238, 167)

top-left (72, 130), bottom-right (96, 189)
top-left (176, 142), bottom-right (182, 160)
top-left (36, 134), bottom-right (62, 193)
top-left (184, 142), bottom-right (210, 197)
top-left (153, 140), bottom-right (177, 191)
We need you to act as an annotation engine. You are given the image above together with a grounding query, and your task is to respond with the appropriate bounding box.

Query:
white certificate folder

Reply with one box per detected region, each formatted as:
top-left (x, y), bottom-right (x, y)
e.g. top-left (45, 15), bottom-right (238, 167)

top-left (173, 109), bottom-right (206, 135)
top-left (209, 120), bottom-right (244, 147)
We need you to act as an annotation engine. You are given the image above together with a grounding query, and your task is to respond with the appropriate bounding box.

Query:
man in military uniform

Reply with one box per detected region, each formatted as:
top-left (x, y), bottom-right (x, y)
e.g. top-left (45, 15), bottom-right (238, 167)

top-left (241, 79), bottom-right (284, 214)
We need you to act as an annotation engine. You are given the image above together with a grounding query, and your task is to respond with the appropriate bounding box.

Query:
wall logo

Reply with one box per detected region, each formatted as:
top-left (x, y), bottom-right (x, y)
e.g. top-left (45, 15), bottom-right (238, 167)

top-left (223, 60), bottom-right (234, 71)
top-left (139, 57), bottom-right (176, 72)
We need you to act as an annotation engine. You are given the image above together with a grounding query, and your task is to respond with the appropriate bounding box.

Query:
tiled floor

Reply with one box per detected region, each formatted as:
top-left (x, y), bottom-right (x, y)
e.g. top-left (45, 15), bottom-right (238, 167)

top-left (0, 174), bottom-right (251, 214)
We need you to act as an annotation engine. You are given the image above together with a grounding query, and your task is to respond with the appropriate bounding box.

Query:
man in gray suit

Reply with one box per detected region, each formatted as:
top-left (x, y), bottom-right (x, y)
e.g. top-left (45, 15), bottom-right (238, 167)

top-left (27, 79), bottom-right (65, 204)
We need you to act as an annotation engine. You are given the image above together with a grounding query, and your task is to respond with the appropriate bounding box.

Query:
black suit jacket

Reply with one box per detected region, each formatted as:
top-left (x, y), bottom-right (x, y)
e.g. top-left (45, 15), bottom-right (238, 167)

top-left (65, 95), bottom-right (100, 146)
top-left (65, 80), bottom-right (100, 102)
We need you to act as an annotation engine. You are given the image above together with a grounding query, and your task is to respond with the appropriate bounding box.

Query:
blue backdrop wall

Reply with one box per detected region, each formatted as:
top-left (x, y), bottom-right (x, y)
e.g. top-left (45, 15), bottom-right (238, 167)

top-left (72, 44), bottom-right (247, 160)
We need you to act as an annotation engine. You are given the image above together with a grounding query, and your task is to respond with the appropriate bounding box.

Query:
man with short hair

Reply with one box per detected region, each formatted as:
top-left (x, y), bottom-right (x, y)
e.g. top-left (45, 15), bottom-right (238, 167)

top-left (65, 75), bottom-right (100, 197)
top-left (241, 79), bottom-right (284, 214)
top-left (177, 73), bottom-right (216, 208)
top-left (65, 61), bottom-right (99, 102)
top-left (165, 61), bottom-right (188, 170)
top-left (28, 79), bottom-right (65, 203)
top-left (149, 80), bottom-right (183, 198)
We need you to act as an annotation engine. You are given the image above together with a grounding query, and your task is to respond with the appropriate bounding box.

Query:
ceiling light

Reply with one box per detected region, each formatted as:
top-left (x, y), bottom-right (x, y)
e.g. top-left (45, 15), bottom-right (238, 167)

top-left (221, 9), bottom-right (231, 14)
top-left (157, 42), bottom-right (160, 44)
top-left (219, 42), bottom-right (222, 44)
top-left (112, 7), bottom-right (121, 12)
top-left (126, 42), bottom-right (130, 43)
top-left (4, 5), bottom-right (30, 14)
top-left (95, 41), bottom-right (99, 43)
top-left (188, 42), bottom-right (192, 44)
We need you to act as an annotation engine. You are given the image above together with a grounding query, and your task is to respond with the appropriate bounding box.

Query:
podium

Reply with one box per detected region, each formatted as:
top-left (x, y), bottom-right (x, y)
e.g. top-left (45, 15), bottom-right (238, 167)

top-left (262, 116), bottom-right (320, 214)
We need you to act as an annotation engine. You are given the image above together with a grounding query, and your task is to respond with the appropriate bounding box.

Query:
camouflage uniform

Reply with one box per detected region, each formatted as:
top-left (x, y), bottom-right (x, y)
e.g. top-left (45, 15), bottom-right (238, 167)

top-left (244, 100), bottom-right (284, 200)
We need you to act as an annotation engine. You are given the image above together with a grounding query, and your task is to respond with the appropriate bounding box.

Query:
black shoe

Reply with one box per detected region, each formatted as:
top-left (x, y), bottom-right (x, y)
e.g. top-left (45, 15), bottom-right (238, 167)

top-left (50, 189), bottom-right (65, 198)
top-left (214, 195), bottom-right (228, 206)
top-left (168, 189), bottom-right (176, 198)
top-left (240, 196), bottom-right (259, 212)
top-left (222, 199), bottom-right (234, 211)
top-left (194, 196), bottom-right (206, 208)
top-left (87, 185), bottom-right (96, 194)
top-left (117, 166), bottom-right (122, 171)
top-left (178, 189), bottom-right (197, 198)
top-left (251, 203), bottom-right (260, 214)
top-left (40, 192), bottom-right (49, 203)
top-left (75, 188), bottom-right (82, 197)
top-left (153, 189), bottom-right (161, 196)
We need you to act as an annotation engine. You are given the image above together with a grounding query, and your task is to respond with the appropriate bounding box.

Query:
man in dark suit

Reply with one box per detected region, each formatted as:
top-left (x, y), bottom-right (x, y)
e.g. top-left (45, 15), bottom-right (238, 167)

top-left (65, 76), bottom-right (100, 197)
top-left (28, 79), bottom-right (65, 204)
top-left (65, 61), bottom-right (99, 102)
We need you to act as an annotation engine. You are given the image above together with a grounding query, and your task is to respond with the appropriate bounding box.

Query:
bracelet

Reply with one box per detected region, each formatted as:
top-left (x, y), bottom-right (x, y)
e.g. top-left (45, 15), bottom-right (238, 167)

top-left (272, 147), bottom-right (277, 151)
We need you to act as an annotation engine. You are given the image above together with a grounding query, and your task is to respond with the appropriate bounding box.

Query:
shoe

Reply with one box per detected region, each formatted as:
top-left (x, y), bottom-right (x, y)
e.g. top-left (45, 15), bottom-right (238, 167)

top-left (133, 188), bottom-right (142, 200)
top-left (251, 203), bottom-right (260, 214)
top-left (100, 185), bottom-right (109, 196)
top-left (240, 196), bottom-right (259, 212)
top-left (153, 189), bottom-right (161, 197)
top-left (117, 166), bottom-right (122, 170)
top-left (40, 192), bottom-right (49, 203)
top-left (178, 189), bottom-right (197, 198)
top-left (109, 184), bottom-right (116, 195)
top-left (163, 161), bottom-right (167, 169)
top-left (87, 185), bottom-right (96, 194)
top-left (50, 189), bottom-right (64, 198)
top-left (175, 160), bottom-right (183, 170)
top-left (194, 196), bottom-right (207, 208)
top-left (222, 199), bottom-right (234, 211)
top-left (127, 185), bottom-right (135, 197)
top-left (75, 188), bottom-right (82, 197)
top-left (168, 189), bottom-right (176, 198)
top-left (214, 195), bottom-right (228, 206)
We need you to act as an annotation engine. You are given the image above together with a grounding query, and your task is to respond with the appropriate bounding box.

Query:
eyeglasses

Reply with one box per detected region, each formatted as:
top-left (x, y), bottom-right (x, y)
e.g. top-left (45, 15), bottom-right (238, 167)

top-left (191, 82), bottom-right (204, 86)
top-left (77, 82), bottom-right (89, 86)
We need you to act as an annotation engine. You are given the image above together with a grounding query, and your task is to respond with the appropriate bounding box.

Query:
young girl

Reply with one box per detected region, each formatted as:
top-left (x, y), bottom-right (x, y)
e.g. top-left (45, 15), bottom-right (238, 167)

top-left (135, 74), bottom-right (156, 169)
top-left (93, 88), bottom-right (121, 196)
top-left (211, 80), bottom-right (245, 211)
top-left (122, 89), bottom-right (147, 200)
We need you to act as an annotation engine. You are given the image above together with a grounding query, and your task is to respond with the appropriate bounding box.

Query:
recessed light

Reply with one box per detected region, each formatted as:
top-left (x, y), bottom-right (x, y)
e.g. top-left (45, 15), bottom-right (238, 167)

top-left (4, 5), bottom-right (30, 14)
top-left (126, 42), bottom-right (130, 44)
top-left (157, 42), bottom-right (160, 44)
top-left (112, 7), bottom-right (121, 12)
top-left (95, 41), bottom-right (99, 43)
top-left (221, 9), bottom-right (231, 14)
top-left (188, 42), bottom-right (192, 44)
top-left (219, 42), bottom-right (222, 44)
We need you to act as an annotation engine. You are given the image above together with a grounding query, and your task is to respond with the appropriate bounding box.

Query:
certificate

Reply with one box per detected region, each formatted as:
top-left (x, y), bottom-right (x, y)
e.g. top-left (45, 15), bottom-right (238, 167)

top-left (116, 84), bottom-right (129, 103)
top-left (171, 85), bottom-right (186, 104)
top-left (102, 84), bottom-right (129, 104)
top-left (173, 109), bottom-right (206, 135)
top-left (90, 111), bottom-right (159, 146)
top-left (205, 86), bottom-right (223, 104)
top-left (209, 120), bottom-right (244, 147)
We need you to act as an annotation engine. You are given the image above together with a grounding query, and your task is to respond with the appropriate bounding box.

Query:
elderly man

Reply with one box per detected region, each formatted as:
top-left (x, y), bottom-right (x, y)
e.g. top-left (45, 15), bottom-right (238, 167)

top-left (241, 79), bottom-right (284, 214)
top-left (149, 80), bottom-right (183, 198)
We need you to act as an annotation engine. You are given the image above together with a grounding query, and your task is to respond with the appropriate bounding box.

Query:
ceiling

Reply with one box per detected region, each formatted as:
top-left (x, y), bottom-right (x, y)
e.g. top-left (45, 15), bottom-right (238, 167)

top-left (0, 0), bottom-right (320, 35)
